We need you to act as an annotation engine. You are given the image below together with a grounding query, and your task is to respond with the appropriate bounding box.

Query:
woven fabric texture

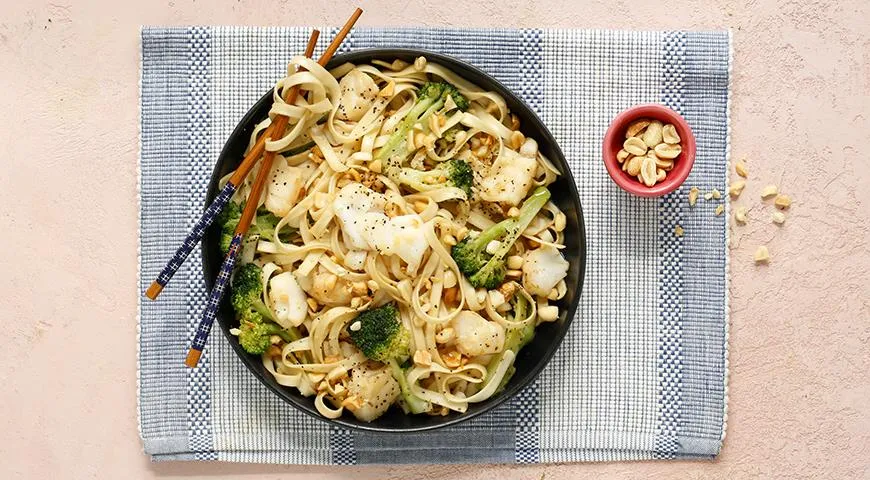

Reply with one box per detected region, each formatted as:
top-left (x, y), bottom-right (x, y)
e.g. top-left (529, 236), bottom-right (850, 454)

top-left (138, 26), bottom-right (731, 464)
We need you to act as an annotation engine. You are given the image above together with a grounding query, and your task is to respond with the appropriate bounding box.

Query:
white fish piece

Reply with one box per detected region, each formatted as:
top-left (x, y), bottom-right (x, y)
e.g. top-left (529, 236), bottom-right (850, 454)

top-left (264, 159), bottom-right (308, 217)
top-left (346, 364), bottom-right (400, 422)
top-left (268, 271), bottom-right (308, 328)
top-left (479, 147), bottom-right (537, 206)
top-left (333, 182), bottom-right (387, 250)
top-left (362, 213), bottom-right (430, 274)
top-left (336, 68), bottom-right (379, 122)
top-left (522, 246), bottom-right (569, 297)
top-left (451, 311), bottom-right (505, 356)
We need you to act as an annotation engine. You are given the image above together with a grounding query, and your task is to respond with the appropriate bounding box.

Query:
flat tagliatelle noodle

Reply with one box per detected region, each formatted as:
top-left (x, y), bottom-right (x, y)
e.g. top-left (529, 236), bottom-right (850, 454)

top-left (225, 54), bottom-right (572, 422)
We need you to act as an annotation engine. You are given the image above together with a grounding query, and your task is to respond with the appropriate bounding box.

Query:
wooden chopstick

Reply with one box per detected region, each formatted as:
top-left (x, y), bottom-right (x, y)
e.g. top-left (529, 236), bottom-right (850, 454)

top-left (234, 30), bottom-right (322, 240)
top-left (144, 7), bottom-right (363, 301)
top-left (233, 8), bottom-right (363, 240)
top-left (184, 9), bottom-right (363, 368)
top-left (226, 7), bottom-right (361, 189)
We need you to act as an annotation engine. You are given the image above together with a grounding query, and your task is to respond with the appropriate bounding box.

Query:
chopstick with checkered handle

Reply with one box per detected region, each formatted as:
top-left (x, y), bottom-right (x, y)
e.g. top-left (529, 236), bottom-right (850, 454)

top-left (144, 8), bottom-right (362, 302)
top-left (185, 9), bottom-right (362, 367)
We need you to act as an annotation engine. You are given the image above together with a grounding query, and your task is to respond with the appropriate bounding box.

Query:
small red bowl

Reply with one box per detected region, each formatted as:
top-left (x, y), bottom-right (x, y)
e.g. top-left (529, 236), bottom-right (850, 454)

top-left (602, 104), bottom-right (696, 197)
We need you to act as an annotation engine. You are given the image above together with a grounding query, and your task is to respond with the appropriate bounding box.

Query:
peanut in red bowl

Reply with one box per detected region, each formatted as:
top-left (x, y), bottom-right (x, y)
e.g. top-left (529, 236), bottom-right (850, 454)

top-left (602, 104), bottom-right (696, 197)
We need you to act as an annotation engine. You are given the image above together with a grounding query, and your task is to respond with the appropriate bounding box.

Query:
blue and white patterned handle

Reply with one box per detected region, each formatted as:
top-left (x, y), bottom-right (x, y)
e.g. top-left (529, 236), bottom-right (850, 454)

top-left (189, 233), bottom-right (242, 355)
top-left (147, 182), bottom-right (237, 298)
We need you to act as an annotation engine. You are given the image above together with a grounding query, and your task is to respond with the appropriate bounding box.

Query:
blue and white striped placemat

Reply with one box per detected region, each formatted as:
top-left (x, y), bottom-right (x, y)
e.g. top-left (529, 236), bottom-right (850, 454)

top-left (138, 26), bottom-right (731, 464)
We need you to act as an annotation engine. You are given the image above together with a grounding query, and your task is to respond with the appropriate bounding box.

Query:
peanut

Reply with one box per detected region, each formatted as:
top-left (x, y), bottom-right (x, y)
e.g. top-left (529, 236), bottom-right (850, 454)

top-left (654, 142), bottom-right (682, 159)
top-left (729, 180), bottom-right (746, 198)
top-left (442, 350), bottom-right (462, 368)
top-left (443, 270), bottom-right (457, 288)
top-left (616, 149), bottom-right (631, 164)
top-left (627, 156), bottom-right (643, 176)
top-left (771, 211), bottom-right (786, 225)
top-left (509, 131), bottom-right (525, 150)
top-left (754, 246), bottom-right (770, 264)
top-left (735, 160), bottom-right (748, 178)
top-left (642, 120), bottom-right (664, 147)
top-left (369, 159), bottom-right (382, 174)
top-left (674, 225), bottom-right (684, 237)
top-left (497, 281), bottom-right (519, 301)
top-left (507, 255), bottom-right (524, 270)
top-left (774, 194), bottom-right (792, 210)
top-left (413, 349), bottom-right (432, 366)
top-left (662, 124), bottom-right (681, 144)
top-left (414, 56), bottom-right (427, 71)
top-left (626, 118), bottom-right (651, 138)
top-left (640, 156), bottom-right (657, 187)
top-left (623, 137), bottom-right (648, 156)
top-left (761, 184), bottom-right (778, 199)
top-left (379, 81), bottom-right (395, 97)
top-left (654, 156), bottom-right (674, 171)
top-left (734, 206), bottom-right (748, 224)
top-left (538, 305), bottom-right (559, 322)
top-left (505, 269), bottom-right (523, 279)
top-left (688, 186), bottom-right (699, 206)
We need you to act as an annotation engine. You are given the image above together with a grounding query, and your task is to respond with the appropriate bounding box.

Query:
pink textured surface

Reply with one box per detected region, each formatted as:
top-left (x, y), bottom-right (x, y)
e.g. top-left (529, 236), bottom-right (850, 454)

top-left (0, 1), bottom-right (868, 478)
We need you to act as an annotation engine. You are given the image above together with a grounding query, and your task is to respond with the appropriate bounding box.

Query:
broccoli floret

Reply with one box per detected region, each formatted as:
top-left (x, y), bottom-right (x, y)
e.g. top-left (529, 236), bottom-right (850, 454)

top-left (396, 159), bottom-right (474, 197)
top-left (251, 208), bottom-right (293, 243)
top-left (348, 304), bottom-right (409, 362)
top-left (240, 307), bottom-right (265, 325)
top-left (237, 320), bottom-right (294, 355)
top-left (230, 263), bottom-right (276, 322)
top-left (348, 304), bottom-right (430, 414)
top-left (376, 82), bottom-right (469, 176)
top-left (216, 201), bottom-right (243, 254)
top-left (232, 263), bottom-right (302, 355)
top-left (217, 203), bottom-right (293, 254)
top-left (451, 187), bottom-right (551, 289)
top-left (435, 125), bottom-right (463, 152)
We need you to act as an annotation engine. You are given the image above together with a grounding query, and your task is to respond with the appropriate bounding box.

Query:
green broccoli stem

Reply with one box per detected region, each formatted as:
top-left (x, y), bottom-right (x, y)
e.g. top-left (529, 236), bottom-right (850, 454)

top-left (395, 164), bottom-right (451, 191)
top-left (489, 296), bottom-right (536, 395)
top-left (377, 97), bottom-right (446, 172)
top-left (256, 321), bottom-right (301, 343)
top-left (480, 187), bottom-right (551, 269)
top-left (396, 159), bottom-right (473, 197)
top-left (388, 358), bottom-right (430, 415)
top-left (279, 325), bottom-right (302, 343)
top-left (467, 222), bottom-right (511, 254)
top-left (251, 300), bottom-right (277, 323)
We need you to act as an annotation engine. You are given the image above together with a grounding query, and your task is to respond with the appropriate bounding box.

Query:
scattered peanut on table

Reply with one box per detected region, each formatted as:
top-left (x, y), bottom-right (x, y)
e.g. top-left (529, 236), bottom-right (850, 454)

top-left (617, 117), bottom-right (682, 187)
top-left (754, 246), bottom-right (770, 264)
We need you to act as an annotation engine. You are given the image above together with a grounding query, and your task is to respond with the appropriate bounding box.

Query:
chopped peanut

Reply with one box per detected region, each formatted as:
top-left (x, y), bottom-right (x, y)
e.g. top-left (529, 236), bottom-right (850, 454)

top-left (688, 186), bottom-right (699, 206)
top-left (754, 246), bottom-right (770, 264)
top-left (761, 184), bottom-right (778, 199)
top-left (413, 349), bottom-right (432, 366)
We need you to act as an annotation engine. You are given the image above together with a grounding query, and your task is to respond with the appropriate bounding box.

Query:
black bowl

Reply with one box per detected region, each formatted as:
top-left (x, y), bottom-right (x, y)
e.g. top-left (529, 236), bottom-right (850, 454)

top-left (203, 48), bottom-right (586, 432)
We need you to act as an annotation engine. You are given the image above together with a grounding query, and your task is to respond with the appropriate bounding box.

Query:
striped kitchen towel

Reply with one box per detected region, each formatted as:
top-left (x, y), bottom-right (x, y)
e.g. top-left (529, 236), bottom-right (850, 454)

top-left (138, 26), bottom-right (731, 464)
